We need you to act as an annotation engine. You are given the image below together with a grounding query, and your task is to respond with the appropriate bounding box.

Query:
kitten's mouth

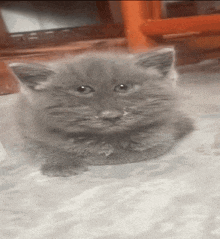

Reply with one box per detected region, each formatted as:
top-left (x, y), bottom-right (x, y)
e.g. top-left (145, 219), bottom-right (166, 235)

top-left (83, 119), bottom-right (136, 133)
top-left (63, 113), bottom-right (148, 133)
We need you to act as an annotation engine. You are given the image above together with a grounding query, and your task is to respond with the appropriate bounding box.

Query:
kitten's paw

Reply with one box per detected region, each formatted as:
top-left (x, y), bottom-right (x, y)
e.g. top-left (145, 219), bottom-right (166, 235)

top-left (41, 164), bottom-right (88, 177)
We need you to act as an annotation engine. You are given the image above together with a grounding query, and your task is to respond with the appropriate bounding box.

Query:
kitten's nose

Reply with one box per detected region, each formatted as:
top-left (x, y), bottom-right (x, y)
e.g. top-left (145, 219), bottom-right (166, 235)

top-left (99, 110), bottom-right (123, 122)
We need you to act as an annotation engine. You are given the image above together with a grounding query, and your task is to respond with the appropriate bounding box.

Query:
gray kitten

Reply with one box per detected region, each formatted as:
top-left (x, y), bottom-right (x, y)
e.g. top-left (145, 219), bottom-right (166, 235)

top-left (9, 48), bottom-right (194, 177)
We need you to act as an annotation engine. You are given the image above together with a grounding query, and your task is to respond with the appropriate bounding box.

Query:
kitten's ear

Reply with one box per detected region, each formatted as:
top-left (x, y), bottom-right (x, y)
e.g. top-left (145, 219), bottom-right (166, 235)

top-left (134, 47), bottom-right (175, 77)
top-left (8, 63), bottom-right (55, 90)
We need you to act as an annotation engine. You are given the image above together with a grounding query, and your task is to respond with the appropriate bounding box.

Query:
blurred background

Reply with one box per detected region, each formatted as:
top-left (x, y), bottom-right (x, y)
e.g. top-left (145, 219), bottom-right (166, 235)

top-left (1, 1), bottom-right (220, 94)
top-left (1, 1), bottom-right (220, 33)
top-left (1, 1), bottom-right (220, 50)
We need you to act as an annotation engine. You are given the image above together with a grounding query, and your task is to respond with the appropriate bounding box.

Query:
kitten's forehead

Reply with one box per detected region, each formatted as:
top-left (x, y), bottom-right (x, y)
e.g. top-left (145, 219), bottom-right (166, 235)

top-left (49, 49), bottom-right (172, 87)
top-left (55, 53), bottom-right (132, 85)
top-left (67, 53), bottom-right (126, 69)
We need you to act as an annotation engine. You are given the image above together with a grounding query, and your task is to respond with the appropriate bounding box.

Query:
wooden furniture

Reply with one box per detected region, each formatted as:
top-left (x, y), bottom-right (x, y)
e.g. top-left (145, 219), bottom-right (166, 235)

top-left (0, 1), bottom-right (126, 94)
top-left (0, 10), bottom-right (18, 94)
top-left (2, 1), bottom-right (220, 94)
top-left (121, 1), bottom-right (220, 65)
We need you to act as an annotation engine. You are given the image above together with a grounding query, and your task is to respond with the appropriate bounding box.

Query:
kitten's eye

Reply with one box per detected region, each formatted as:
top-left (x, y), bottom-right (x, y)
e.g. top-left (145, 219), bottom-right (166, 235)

top-left (114, 84), bottom-right (129, 93)
top-left (77, 85), bottom-right (94, 94)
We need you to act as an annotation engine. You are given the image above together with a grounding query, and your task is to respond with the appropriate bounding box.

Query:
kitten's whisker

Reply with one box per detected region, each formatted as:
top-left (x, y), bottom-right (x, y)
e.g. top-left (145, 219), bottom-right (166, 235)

top-left (45, 104), bottom-right (64, 110)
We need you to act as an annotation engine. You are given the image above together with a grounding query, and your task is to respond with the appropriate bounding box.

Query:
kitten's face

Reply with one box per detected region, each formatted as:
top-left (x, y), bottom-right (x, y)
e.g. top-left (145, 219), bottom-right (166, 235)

top-left (10, 48), bottom-right (177, 134)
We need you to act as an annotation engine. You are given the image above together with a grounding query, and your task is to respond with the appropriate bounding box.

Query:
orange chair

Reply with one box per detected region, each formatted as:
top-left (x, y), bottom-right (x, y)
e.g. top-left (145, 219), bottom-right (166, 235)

top-left (121, 1), bottom-right (161, 52)
top-left (121, 1), bottom-right (220, 53)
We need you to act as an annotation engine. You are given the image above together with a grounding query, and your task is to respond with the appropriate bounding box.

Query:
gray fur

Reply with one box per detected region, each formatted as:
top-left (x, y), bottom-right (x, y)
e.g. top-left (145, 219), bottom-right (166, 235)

top-left (9, 48), bottom-right (194, 177)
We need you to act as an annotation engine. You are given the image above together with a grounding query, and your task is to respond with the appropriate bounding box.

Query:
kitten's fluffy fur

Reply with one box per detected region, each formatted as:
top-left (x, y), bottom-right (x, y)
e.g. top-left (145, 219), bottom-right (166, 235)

top-left (9, 48), bottom-right (194, 177)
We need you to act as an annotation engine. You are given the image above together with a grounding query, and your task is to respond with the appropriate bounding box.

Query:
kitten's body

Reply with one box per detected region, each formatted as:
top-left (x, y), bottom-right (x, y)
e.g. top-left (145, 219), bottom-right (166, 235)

top-left (10, 48), bottom-right (194, 177)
